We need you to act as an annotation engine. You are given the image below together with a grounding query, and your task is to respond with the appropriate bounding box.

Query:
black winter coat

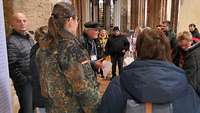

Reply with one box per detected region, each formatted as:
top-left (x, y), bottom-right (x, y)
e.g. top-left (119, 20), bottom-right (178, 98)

top-left (191, 30), bottom-right (200, 39)
top-left (105, 34), bottom-right (130, 57)
top-left (165, 30), bottom-right (179, 66)
top-left (183, 42), bottom-right (200, 96)
top-left (30, 43), bottom-right (45, 108)
top-left (7, 30), bottom-right (34, 86)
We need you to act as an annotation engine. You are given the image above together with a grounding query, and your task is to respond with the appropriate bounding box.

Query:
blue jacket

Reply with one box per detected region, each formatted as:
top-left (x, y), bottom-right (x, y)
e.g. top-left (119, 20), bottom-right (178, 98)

top-left (99, 59), bottom-right (200, 113)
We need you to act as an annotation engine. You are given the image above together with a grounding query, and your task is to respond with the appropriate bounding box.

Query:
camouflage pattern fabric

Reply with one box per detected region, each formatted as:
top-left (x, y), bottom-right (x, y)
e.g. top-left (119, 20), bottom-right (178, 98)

top-left (36, 31), bottom-right (100, 113)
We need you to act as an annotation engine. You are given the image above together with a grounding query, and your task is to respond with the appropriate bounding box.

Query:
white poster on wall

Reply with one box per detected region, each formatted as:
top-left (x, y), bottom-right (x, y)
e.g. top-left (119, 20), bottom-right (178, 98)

top-left (0, 0), bottom-right (12, 113)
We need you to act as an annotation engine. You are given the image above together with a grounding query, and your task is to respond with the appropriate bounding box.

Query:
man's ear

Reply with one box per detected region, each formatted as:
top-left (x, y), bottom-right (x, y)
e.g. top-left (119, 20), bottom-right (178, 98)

top-left (64, 19), bottom-right (70, 27)
top-left (66, 17), bottom-right (73, 26)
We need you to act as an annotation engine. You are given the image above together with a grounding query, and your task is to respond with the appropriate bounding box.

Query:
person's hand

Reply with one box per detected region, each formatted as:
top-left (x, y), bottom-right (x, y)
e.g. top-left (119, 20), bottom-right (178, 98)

top-left (95, 60), bottom-right (103, 69)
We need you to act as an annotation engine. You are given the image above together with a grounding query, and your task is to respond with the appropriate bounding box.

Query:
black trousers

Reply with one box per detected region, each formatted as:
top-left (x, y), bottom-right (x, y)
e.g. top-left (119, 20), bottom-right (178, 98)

top-left (111, 55), bottom-right (124, 78)
top-left (14, 82), bottom-right (32, 113)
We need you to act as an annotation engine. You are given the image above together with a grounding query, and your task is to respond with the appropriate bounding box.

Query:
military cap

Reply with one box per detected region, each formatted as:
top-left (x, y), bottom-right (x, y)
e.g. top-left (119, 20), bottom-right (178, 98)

top-left (84, 21), bottom-right (100, 28)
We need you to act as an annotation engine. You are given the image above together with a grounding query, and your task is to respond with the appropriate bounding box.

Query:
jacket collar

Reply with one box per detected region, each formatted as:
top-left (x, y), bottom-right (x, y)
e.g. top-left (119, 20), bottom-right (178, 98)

top-left (11, 29), bottom-right (31, 39)
top-left (185, 42), bottom-right (200, 52)
top-left (59, 29), bottom-right (76, 41)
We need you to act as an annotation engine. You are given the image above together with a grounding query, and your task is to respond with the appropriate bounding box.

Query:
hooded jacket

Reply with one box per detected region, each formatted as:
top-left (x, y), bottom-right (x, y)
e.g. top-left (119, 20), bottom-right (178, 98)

top-left (99, 59), bottom-right (200, 113)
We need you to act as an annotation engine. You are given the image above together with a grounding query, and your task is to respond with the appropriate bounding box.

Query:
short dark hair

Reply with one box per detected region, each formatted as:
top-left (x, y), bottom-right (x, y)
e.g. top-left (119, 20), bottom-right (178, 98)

top-left (113, 26), bottom-right (120, 31)
top-left (136, 29), bottom-right (171, 61)
top-left (189, 24), bottom-right (196, 28)
top-left (162, 20), bottom-right (171, 26)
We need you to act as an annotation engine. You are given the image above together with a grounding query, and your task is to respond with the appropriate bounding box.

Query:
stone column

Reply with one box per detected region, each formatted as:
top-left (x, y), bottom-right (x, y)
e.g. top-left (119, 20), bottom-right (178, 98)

top-left (120, 0), bottom-right (128, 32)
top-left (83, 0), bottom-right (90, 22)
top-left (138, 0), bottom-right (146, 27)
top-left (104, 0), bottom-right (111, 30)
top-left (171, 0), bottom-right (179, 32)
top-left (72, 0), bottom-right (90, 35)
top-left (72, 0), bottom-right (83, 34)
top-left (127, 0), bottom-right (131, 29)
top-left (92, 0), bottom-right (99, 21)
top-left (130, 0), bottom-right (139, 29)
top-left (3, 0), bottom-right (13, 35)
top-left (113, 0), bottom-right (121, 29)
top-left (147, 0), bottom-right (168, 28)
top-left (161, 0), bottom-right (167, 21)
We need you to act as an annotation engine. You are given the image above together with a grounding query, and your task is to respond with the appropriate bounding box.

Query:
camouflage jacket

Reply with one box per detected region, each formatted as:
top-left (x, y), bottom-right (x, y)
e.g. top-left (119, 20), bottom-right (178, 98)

top-left (36, 31), bottom-right (100, 113)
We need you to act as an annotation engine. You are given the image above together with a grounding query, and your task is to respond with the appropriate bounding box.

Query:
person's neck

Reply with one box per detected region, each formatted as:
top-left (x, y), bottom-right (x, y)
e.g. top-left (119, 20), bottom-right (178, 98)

top-left (14, 30), bottom-right (26, 35)
top-left (64, 27), bottom-right (76, 36)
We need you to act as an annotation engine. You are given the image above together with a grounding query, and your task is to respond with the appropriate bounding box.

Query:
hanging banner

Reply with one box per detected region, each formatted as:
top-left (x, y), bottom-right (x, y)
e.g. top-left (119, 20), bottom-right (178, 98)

top-left (0, 0), bottom-right (12, 113)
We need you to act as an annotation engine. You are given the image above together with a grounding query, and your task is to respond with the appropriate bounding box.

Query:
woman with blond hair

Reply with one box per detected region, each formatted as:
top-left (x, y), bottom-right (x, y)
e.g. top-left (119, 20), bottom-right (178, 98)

top-left (177, 31), bottom-right (200, 96)
top-left (98, 29), bottom-right (109, 51)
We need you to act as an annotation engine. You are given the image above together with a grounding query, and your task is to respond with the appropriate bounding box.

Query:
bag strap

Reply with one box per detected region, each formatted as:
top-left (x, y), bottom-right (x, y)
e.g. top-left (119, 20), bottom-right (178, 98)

top-left (120, 80), bottom-right (153, 113)
top-left (145, 102), bottom-right (152, 113)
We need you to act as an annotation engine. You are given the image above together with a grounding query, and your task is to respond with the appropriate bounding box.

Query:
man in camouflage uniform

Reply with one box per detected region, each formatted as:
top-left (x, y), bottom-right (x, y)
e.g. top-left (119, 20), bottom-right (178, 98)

top-left (36, 2), bottom-right (100, 113)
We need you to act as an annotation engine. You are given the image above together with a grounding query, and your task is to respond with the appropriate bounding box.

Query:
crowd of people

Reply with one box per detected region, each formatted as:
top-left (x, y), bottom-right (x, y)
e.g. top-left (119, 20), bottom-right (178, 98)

top-left (6, 2), bottom-right (200, 113)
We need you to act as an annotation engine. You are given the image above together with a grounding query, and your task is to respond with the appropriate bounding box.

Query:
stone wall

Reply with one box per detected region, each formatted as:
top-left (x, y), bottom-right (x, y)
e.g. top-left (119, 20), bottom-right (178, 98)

top-left (3, 0), bottom-right (59, 34)
top-left (3, 0), bottom-right (86, 35)
top-left (177, 0), bottom-right (200, 33)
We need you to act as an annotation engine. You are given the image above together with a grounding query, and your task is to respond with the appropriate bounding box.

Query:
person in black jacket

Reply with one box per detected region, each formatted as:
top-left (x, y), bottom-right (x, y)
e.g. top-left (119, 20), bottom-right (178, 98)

top-left (177, 31), bottom-right (200, 96)
top-left (30, 26), bottom-right (47, 113)
top-left (105, 26), bottom-right (129, 78)
top-left (189, 24), bottom-right (200, 39)
top-left (162, 21), bottom-right (180, 67)
top-left (7, 13), bottom-right (34, 113)
top-left (99, 29), bottom-right (200, 113)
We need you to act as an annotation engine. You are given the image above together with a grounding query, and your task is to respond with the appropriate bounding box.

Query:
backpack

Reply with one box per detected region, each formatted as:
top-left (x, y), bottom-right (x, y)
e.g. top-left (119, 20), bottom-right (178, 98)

top-left (121, 83), bottom-right (174, 113)
top-left (125, 99), bottom-right (173, 113)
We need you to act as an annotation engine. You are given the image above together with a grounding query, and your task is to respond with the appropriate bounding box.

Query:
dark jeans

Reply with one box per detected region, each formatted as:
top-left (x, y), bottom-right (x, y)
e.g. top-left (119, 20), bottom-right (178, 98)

top-left (14, 82), bottom-right (32, 113)
top-left (32, 83), bottom-right (45, 109)
top-left (111, 55), bottom-right (124, 78)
